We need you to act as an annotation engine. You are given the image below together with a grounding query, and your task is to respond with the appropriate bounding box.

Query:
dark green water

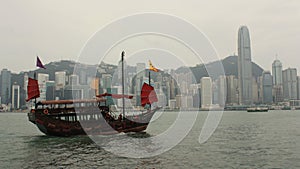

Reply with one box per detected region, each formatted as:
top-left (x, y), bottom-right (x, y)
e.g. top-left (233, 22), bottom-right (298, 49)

top-left (0, 111), bottom-right (300, 168)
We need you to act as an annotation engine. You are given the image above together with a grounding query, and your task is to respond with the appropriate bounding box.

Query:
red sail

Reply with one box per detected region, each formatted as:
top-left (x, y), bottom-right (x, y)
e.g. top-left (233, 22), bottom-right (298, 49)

top-left (141, 83), bottom-right (158, 107)
top-left (26, 78), bottom-right (40, 102)
top-left (96, 93), bottom-right (133, 99)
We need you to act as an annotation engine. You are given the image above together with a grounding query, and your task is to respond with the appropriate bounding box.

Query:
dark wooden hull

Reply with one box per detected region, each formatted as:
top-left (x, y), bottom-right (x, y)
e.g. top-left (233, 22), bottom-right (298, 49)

top-left (28, 107), bottom-right (160, 137)
top-left (246, 108), bottom-right (269, 112)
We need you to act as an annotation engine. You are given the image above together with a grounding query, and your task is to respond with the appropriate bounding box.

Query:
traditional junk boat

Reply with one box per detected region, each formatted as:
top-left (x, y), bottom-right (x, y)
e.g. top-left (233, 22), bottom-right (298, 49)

top-left (27, 52), bottom-right (160, 136)
top-left (246, 106), bottom-right (269, 112)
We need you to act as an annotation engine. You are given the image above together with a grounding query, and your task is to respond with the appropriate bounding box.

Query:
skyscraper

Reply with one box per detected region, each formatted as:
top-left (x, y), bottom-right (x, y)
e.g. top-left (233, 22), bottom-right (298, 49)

top-left (272, 60), bottom-right (283, 85)
top-left (216, 76), bottom-right (226, 106)
top-left (238, 26), bottom-right (253, 105)
top-left (11, 84), bottom-right (20, 109)
top-left (201, 77), bottom-right (212, 108)
top-left (262, 71), bottom-right (273, 104)
top-left (69, 74), bottom-right (79, 86)
top-left (0, 69), bottom-right (12, 104)
top-left (272, 59), bottom-right (283, 103)
top-left (38, 73), bottom-right (49, 101)
top-left (55, 71), bottom-right (66, 90)
top-left (226, 75), bottom-right (238, 105)
top-left (282, 68), bottom-right (297, 100)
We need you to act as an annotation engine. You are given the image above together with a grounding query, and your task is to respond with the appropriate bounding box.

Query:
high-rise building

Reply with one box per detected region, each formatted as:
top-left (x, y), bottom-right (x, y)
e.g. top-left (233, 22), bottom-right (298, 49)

top-left (201, 77), bottom-right (212, 108)
top-left (226, 75), bottom-right (238, 105)
top-left (257, 76), bottom-right (263, 103)
top-left (273, 85), bottom-right (283, 103)
top-left (55, 71), bottom-right (66, 90)
top-left (69, 74), bottom-right (79, 86)
top-left (272, 60), bottom-right (283, 85)
top-left (79, 70), bottom-right (87, 85)
top-left (238, 26), bottom-right (253, 105)
top-left (11, 84), bottom-right (20, 109)
top-left (46, 81), bottom-right (55, 100)
top-left (252, 77), bottom-right (259, 104)
top-left (217, 76), bottom-right (226, 106)
top-left (282, 68), bottom-right (297, 100)
top-left (90, 77), bottom-right (100, 95)
top-left (272, 59), bottom-right (283, 103)
top-left (102, 73), bottom-right (112, 92)
top-left (0, 69), bottom-right (12, 105)
top-left (297, 76), bottom-right (300, 100)
top-left (38, 73), bottom-right (49, 101)
top-left (262, 71), bottom-right (273, 104)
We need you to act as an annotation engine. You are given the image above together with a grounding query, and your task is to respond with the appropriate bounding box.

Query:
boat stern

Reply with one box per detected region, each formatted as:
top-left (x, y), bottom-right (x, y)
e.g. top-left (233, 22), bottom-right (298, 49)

top-left (27, 109), bottom-right (36, 124)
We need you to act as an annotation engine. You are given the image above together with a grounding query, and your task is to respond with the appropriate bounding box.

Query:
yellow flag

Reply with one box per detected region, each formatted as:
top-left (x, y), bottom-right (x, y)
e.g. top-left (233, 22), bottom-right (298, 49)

top-left (149, 60), bottom-right (159, 72)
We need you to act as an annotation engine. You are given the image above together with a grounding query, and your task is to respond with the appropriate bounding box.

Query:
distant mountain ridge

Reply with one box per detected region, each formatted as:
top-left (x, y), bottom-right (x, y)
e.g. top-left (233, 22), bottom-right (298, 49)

top-left (11, 56), bottom-right (264, 88)
top-left (176, 55), bottom-right (263, 83)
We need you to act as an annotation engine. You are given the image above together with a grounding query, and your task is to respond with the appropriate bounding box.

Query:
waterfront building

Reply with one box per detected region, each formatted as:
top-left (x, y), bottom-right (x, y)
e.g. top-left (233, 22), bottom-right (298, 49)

top-left (201, 77), bottom-right (212, 108)
top-left (90, 77), bottom-right (100, 96)
top-left (24, 73), bottom-right (28, 93)
top-left (226, 75), bottom-right (238, 105)
top-left (175, 95), bottom-right (182, 109)
top-left (257, 76), bottom-right (263, 103)
top-left (79, 70), bottom-right (87, 85)
top-left (11, 84), bottom-right (20, 109)
top-left (282, 68), bottom-right (297, 100)
top-left (55, 71), bottom-right (66, 90)
top-left (297, 76), bottom-right (300, 100)
top-left (69, 74), bottom-right (79, 86)
top-left (252, 77), bottom-right (259, 104)
top-left (262, 71), bottom-right (273, 104)
top-left (272, 60), bottom-right (283, 85)
top-left (46, 81), bottom-right (55, 100)
top-left (272, 59), bottom-right (283, 102)
top-left (0, 69), bottom-right (12, 104)
top-left (238, 26), bottom-right (253, 105)
top-left (217, 76), bottom-right (226, 106)
top-left (38, 73), bottom-right (49, 101)
top-left (102, 73), bottom-right (112, 92)
top-left (168, 99), bottom-right (176, 109)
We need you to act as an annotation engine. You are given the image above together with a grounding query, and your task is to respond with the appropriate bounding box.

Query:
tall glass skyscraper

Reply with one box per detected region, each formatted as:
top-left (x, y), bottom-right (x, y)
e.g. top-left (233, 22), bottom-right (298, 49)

top-left (238, 26), bottom-right (253, 105)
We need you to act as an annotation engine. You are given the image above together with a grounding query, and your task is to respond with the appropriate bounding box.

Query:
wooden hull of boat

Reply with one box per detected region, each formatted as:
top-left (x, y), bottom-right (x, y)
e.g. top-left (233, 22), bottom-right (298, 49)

top-left (28, 107), bottom-right (159, 137)
top-left (247, 108), bottom-right (268, 112)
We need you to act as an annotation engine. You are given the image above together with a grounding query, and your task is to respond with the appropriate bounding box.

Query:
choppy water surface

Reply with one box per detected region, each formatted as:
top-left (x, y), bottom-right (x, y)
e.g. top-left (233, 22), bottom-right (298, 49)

top-left (0, 111), bottom-right (300, 168)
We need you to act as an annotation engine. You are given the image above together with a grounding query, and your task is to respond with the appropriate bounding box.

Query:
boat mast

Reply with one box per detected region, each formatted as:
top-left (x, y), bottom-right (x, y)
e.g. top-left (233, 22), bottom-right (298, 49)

top-left (148, 70), bottom-right (151, 110)
top-left (34, 72), bottom-right (37, 109)
top-left (121, 51), bottom-right (125, 120)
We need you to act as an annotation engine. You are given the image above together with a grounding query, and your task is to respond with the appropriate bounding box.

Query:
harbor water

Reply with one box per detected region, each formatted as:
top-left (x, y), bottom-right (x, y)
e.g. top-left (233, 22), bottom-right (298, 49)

top-left (0, 110), bottom-right (300, 168)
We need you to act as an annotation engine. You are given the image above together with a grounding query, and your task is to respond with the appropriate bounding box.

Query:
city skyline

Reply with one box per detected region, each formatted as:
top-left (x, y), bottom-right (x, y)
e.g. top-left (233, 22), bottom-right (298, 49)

top-left (1, 1), bottom-right (300, 73)
top-left (1, 55), bottom-right (300, 107)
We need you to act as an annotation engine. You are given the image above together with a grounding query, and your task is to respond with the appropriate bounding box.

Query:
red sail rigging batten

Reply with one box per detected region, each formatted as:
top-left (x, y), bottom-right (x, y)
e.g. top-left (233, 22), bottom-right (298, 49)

top-left (26, 78), bottom-right (40, 102)
top-left (141, 83), bottom-right (158, 107)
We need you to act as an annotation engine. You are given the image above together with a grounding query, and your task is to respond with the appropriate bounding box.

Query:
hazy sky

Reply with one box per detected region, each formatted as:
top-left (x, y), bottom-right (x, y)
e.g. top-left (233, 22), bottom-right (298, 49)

top-left (1, 0), bottom-right (300, 73)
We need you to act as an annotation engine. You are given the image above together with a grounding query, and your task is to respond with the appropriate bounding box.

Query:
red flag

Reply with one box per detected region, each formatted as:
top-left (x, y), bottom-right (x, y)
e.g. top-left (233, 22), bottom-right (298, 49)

top-left (36, 56), bottom-right (46, 69)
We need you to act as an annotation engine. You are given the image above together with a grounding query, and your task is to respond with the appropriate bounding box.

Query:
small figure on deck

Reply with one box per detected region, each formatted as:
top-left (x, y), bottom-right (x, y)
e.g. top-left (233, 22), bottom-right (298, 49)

top-left (118, 114), bottom-right (122, 121)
